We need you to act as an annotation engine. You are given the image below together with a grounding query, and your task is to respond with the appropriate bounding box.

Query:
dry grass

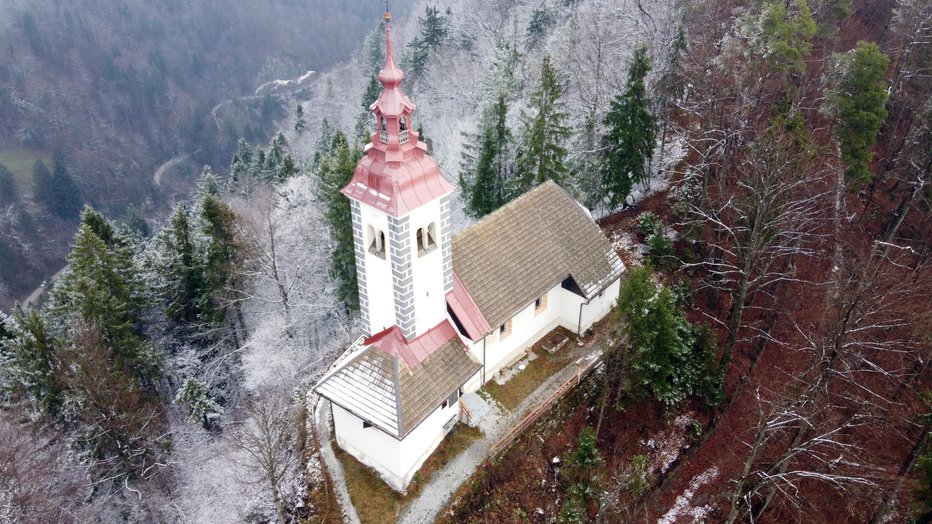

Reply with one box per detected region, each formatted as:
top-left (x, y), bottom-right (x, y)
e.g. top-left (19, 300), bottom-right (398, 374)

top-left (484, 328), bottom-right (577, 411)
top-left (335, 424), bottom-right (483, 524)
top-left (334, 446), bottom-right (404, 524)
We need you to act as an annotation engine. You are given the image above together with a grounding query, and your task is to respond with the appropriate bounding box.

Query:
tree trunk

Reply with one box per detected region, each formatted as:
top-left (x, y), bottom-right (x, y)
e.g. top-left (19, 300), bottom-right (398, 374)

top-left (721, 269), bottom-right (749, 367)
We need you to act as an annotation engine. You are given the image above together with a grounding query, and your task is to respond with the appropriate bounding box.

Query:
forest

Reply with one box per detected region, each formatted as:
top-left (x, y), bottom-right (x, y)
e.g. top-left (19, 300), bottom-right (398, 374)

top-left (0, 0), bottom-right (415, 306)
top-left (0, 0), bottom-right (929, 522)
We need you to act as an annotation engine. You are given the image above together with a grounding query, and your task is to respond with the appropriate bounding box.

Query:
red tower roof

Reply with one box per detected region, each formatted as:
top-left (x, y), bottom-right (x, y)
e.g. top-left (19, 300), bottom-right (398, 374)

top-left (341, 18), bottom-right (454, 217)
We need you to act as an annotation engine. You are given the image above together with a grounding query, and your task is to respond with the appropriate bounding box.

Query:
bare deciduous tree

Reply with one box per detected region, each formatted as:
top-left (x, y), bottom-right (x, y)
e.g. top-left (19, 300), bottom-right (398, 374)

top-left (232, 387), bottom-right (299, 524)
top-left (233, 183), bottom-right (335, 338)
top-left (0, 413), bottom-right (86, 522)
top-left (683, 128), bottom-right (827, 366)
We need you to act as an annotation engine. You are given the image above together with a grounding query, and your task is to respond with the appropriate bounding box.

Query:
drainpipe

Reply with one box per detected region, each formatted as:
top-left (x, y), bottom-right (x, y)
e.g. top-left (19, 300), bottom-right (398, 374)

top-left (481, 337), bottom-right (486, 384)
top-left (577, 299), bottom-right (589, 338)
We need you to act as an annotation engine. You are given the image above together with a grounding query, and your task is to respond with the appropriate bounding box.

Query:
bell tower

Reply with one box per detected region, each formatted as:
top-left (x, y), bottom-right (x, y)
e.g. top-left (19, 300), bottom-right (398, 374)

top-left (341, 8), bottom-right (455, 340)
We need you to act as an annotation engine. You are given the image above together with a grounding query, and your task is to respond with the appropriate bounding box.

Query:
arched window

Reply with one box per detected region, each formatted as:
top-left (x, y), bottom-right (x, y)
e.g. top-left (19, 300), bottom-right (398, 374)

top-left (367, 225), bottom-right (386, 259)
top-left (417, 222), bottom-right (438, 256)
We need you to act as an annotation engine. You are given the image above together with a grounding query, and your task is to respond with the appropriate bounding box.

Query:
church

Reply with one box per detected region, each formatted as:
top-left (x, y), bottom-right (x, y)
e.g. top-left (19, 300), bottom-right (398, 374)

top-left (314, 13), bottom-right (624, 492)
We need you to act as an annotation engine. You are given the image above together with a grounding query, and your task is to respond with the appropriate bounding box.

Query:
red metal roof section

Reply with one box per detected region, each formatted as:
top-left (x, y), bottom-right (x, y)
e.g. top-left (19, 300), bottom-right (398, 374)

top-left (340, 18), bottom-right (454, 217)
top-left (445, 271), bottom-right (492, 341)
top-left (364, 320), bottom-right (464, 369)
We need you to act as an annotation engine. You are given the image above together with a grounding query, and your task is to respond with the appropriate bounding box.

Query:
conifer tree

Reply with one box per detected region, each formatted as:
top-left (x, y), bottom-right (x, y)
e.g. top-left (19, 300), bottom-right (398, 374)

top-left (52, 210), bottom-right (149, 375)
top-left (656, 26), bottom-right (686, 166)
top-left (406, 6), bottom-right (450, 79)
top-left (160, 203), bottom-right (207, 325)
top-left (615, 266), bottom-right (722, 408)
top-left (460, 94), bottom-right (514, 218)
top-left (6, 308), bottom-right (62, 415)
top-left (356, 22), bottom-right (386, 138)
top-left (316, 132), bottom-right (361, 311)
top-left (0, 163), bottom-right (17, 204)
top-left (482, 41), bottom-right (523, 102)
top-left (49, 151), bottom-right (83, 220)
top-left (600, 45), bottom-right (656, 208)
top-left (759, 0), bottom-right (817, 75)
top-left (200, 193), bottom-right (241, 327)
top-left (512, 54), bottom-right (571, 197)
top-left (294, 103), bottom-right (306, 133)
top-left (826, 40), bottom-right (890, 188)
top-left (230, 138), bottom-right (254, 185)
top-left (32, 159), bottom-right (55, 210)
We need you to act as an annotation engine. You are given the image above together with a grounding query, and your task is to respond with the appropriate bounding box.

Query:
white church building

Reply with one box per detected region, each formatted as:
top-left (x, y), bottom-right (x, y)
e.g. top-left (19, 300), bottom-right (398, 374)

top-left (314, 14), bottom-right (624, 492)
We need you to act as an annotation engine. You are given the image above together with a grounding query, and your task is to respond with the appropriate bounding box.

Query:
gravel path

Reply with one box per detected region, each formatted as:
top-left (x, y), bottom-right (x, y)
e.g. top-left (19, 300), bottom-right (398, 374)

top-left (398, 342), bottom-right (603, 524)
top-left (314, 399), bottom-right (362, 524)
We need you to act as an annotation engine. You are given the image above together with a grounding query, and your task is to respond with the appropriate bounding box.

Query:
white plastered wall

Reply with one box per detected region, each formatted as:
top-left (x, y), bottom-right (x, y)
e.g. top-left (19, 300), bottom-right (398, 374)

top-left (332, 399), bottom-right (460, 492)
top-left (407, 200), bottom-right (448, 336)
top-left (358, 202), bottom-right (394, 335)
top-left (461, 277), bottom-right (622, 385)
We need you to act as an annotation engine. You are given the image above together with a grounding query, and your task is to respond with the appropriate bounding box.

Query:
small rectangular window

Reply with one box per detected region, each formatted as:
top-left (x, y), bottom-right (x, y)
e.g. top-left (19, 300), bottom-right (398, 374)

top-left (534, 293), bottom-right (548, 315)
top-left (442, 388), bottom-right (461, 409)
top-left (499, 319), bottom-right (512, 339)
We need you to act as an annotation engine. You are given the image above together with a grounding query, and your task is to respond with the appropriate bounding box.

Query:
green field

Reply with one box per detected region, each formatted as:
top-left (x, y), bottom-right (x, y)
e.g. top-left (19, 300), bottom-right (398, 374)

top-left (0, 147), bottom-right (53, 197)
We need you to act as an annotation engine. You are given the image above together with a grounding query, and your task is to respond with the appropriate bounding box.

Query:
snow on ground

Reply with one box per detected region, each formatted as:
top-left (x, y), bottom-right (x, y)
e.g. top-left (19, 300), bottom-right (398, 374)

top-left (643, 413), bottom-right (697, 475)
top-left (611, 230), bottom-right (646, 264)
top-left (657, 466), bottom-right (720, 524)
top-left (164, 417), bottom-right (258, 523)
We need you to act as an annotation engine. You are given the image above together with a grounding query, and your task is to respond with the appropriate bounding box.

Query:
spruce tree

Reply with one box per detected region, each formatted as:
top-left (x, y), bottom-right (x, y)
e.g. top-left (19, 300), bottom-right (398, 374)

top-left (316, 132), bottom-right (361, 311)
top-left (759, 0), bottom-right (817, 75)
top-left (616, 266), bottom-right (722, 408)
top-left (482, 41), bottom-right (523, 102)
top-left (460, 93), bottom-right (514, 218)
top-left (32, 159), bottom-right (55, 210)
top-left (601, 45), bottom-right (656, 209)
top-left (200, 193), bottom-right (240, 326)
top-left (7, 308), bottom-right (62, 415)
top-left (294, 103), bottom-right (306, 133)
top-left (826, 41), bottom-right (890, 188)
top-left (512, 54), bottom-right (571, 197)
top-left (160, 203), bottom-right (207, 325)
top-left (52, 211), bottom-right (149, 375)
top-left (50, 151), bottom-right (83, 220)
top-left (0, 162), bottom-right (17, 204)
top-left (405, 6), bottom-right (449, 79)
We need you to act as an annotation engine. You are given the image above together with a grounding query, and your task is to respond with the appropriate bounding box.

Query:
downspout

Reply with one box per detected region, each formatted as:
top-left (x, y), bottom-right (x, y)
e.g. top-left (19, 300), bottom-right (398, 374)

top-left (482, 337), bottom-right (486, 384)
top-left (577, 299), bottom-right (591, 337)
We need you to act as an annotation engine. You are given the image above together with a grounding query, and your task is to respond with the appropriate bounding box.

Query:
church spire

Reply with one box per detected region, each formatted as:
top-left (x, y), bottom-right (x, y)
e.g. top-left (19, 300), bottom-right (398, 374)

top-left (378, 10), bottom-right (404, 90)
top-left (341, 11), bottom-right (454, 218)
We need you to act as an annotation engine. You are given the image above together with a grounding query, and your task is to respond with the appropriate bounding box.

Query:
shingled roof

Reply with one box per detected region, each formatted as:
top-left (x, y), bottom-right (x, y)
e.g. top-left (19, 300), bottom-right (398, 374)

top-left (315, 320), bottom-right (480, 439)
top-left (449, 181), bottom-right (624, 338)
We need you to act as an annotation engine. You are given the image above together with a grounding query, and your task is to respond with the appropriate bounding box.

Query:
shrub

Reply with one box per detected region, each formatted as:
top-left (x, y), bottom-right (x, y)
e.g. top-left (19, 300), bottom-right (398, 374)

top-left (636, 211), bottom-right (661, 237)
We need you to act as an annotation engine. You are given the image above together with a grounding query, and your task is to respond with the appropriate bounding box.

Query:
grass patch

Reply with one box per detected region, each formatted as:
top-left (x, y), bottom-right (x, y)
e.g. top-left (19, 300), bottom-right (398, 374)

top-left (484, 328), bottom-right (577, 411)
top-left (0, 147), bottom-right (52, 197)
top-left (334, 446), bottom-right (403, 524)
top-left (334, 424), bottom-right (483, 524)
